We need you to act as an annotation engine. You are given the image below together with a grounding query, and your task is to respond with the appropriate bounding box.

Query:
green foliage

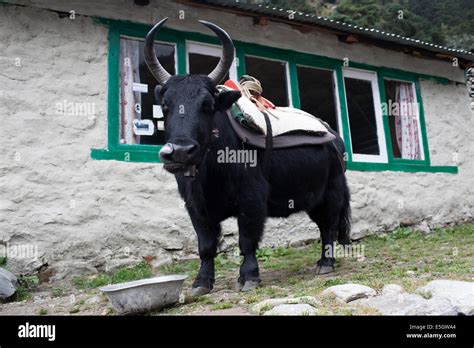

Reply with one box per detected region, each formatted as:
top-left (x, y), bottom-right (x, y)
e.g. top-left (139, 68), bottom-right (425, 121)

top-left (248, 0), bottom-right (474, 50)
top-left (15, 275), bottom-right (40, 301)
top-left (0, 257), bottom-right (6, 267)
top-left (256, 247), bottom-right (291, 261)
top-left (248, 0), bottom-right (322, 13)
top-left (51, 286), bottom-right (66, 298)
top-left (73, 262), bottom-right (152, 290)
top-left (211, 302), bottom-right (234, 310)
top-left (335, 0), bottom-right (474, 49)
top-left (380, 226), bottom-right (413, 240)
top-left (161, 259), bottom-right (200, 275)
top-left (418, 290), bottom-right (432, 300)
top-left (323, 278), bottom-right (346, 287)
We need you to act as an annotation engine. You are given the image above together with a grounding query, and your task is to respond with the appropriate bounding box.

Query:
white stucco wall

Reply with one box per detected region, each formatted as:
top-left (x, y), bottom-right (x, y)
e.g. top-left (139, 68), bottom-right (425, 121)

top-left (0, 1), bottom-right (472, 278)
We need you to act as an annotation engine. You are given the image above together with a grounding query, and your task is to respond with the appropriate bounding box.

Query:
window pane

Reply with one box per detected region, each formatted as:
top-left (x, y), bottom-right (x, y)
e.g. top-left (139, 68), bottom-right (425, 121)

top-left (189, 53), bottom-right (229, 81)
top-left (245, 56), bottom-right (289, 106)
top-left (344, 77), bottom-right (380, 155)
top-left (119, 37), bottom-right (175, 146)
top-left (297, 66), bottom-right (338, 132)
top-left (384, 80), bottom-right (421, 160)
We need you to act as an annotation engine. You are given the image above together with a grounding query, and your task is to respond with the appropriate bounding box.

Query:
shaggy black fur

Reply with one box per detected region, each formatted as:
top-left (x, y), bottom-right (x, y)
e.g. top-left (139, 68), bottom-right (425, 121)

top-left (157, 74), bottom-right (351, 293)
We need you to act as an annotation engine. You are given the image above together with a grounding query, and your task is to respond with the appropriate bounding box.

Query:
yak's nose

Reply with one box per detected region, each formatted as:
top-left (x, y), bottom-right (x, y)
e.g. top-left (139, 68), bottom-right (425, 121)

top-left (159, 142), bottom-right (199, 163)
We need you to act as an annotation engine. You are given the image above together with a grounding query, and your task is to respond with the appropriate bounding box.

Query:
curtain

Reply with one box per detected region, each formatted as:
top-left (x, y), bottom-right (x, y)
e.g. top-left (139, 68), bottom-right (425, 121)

top-left (395, 83), bottom-right (421, 160)
top-left (468, 68), bottom-right (474, 111)
top-left (119, 39), bottom-right (141, 145)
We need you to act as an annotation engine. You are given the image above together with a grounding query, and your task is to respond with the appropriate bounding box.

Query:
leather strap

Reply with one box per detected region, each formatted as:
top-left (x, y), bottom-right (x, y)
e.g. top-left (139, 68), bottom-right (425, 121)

top-left (262, 111), bottom-right (273, 180)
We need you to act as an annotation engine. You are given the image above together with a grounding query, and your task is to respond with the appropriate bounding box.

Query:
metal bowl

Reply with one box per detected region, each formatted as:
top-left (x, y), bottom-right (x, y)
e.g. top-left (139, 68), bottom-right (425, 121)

top-left (99, 275), bottom-right (188, 314)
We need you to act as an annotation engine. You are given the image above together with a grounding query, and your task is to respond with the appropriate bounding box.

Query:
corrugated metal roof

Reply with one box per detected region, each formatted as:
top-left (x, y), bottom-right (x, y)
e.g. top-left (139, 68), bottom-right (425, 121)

top-left (192, 0), bottom-right (474, 62)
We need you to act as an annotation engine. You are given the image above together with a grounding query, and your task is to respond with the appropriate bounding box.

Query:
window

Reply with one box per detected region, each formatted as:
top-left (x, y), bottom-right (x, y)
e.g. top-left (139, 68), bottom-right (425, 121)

top-left (297, 65), bottom-right (339, 132)
top-left (92, 19), bottom-right (458, 173)
top-left (187, 42), bottom-right (238, 80)
top-left (384, 79), bottom-right (424, 160)
top-left (245, 56), bottom-right (290, 106)
top-left (119, 37), bottom-right (176, 146)
top-left (343, 69), bottom-right (387, 163)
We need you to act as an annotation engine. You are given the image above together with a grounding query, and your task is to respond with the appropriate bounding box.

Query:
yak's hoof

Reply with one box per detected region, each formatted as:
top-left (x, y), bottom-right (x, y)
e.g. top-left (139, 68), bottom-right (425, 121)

top-left (236, 280), bottom-right (260, 292)
top-left (190, 286), bottom-right (211, 297)
top-left (315, 264), bottom-right (335, 275)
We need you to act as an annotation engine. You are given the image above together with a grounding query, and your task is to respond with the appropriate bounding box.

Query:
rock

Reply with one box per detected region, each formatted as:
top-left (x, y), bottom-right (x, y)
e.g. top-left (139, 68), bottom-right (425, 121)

top-left (151, 255), bottom-right (173, 269)
top-left (416, 280), bottom-right (474, 315)
top-left (321, 284), bottom-right (376, 303)
top-left (4, 257), bottom-right (43, 277)
top-left (85, 295), bottom-right (102, 305)
top-left (101, 308), bottom-right (113, 316)
top-left (250, 296), bottom-right (319, 315)
top-left (199, 307), bottom-right (251, 316)
top-left (382, 284), bottom-right (404, 296)
top-left (289, 238), bottom-right (318, 248)
top-left (163, 240), bottom-right (183, 251)
top-left (405, 270), bottom-right (416, 276)
top-left (69, 307), bottom-right (80, 314)
top-left (0, 268), bottom-right (19, 299)
top-left (33, 295), bottom-right (47, 303)
top-left (415, 221), bottom-right (431, 234)
top-left (400, 219), bottom-right (417, 227)
top-left (353, 280), bottom-right (474, 315)
top-left (251, 298), bottom-right (289, 314)
top-left (264, 304), bottom-right (317, 316)
top-left (354, 292), bottom-right (457, 315)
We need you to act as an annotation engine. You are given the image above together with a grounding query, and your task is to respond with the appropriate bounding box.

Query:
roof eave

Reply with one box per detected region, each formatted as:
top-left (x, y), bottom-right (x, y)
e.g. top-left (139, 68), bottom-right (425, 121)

top-left (185, 0), bottom-right (474, 65)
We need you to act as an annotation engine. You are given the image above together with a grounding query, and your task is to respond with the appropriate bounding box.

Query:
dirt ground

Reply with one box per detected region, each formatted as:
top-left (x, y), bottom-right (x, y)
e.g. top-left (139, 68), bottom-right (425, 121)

top-left (1, 224), bottom-right (473, 316)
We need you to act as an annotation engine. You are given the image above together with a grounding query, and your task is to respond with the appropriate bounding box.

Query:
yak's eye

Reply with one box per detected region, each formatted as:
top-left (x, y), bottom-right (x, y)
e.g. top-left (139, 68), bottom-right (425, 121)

top-left (161, 103), bottom-right (169, 115)
top-left (202, 100), bottom-right (214, 114)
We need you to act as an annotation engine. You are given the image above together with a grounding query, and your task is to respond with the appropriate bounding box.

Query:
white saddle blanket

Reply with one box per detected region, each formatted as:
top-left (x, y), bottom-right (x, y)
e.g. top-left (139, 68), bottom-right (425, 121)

top-left (235, 93), bottom-right (328, 136)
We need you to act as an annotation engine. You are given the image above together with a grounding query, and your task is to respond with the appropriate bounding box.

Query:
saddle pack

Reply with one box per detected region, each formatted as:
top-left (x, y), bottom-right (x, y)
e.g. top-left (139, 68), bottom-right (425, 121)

top-left (220, 79), bottom-right (336, 149)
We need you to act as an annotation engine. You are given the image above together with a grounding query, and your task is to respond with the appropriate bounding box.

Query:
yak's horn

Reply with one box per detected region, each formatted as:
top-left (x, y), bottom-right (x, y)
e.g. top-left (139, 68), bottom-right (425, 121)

top-left (199, 20), bottom-right (235, 85)
top-left (144, 17), bottom-right (171, 85)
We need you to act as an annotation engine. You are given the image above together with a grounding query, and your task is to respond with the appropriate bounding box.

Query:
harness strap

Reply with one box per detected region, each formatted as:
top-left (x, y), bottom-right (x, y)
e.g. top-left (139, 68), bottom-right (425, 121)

top-left (262, 111), bottom-right (273, 180)
top-left (331, 140), bottom-right (346, 173)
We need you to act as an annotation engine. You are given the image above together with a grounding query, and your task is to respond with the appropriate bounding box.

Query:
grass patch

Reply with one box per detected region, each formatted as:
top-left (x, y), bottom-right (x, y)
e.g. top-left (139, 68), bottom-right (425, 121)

top-left (211, 302), bottom-right (233, 310)
top-left (418, 290), bottom-right (433, 299)
top-left (154, 223), bottom-right (474, 315)
top-left (215, 253), bottom-right (240, 271)
top-left (256, 247), bottom-right (290, 262)
top-left (73, 262), bottom-right (152, 290)
top-left (51, 286), bottom-right (67, 298)
top-left (323, 279), bottom-right (346, 287)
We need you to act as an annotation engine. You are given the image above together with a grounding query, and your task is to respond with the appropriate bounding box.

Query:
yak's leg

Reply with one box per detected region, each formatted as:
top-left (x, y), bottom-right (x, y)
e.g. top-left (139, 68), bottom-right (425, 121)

top-left (236, 190), bottom-right (267, 292)
top-left (187, 207), bottom-right (220, 296)
top-left (308, 204), bottom-right (338, 275)
top-left (316, 223), bottom-right (336, 274)
top-left (236, 211), bottom-right (265, 291)
top-left (308, 172), bottom-right (349, 275)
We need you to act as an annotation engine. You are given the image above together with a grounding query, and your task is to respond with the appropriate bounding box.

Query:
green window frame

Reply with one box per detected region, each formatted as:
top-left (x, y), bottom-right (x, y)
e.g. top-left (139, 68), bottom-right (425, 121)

top-left (91, 18), bottom-right (457, 174)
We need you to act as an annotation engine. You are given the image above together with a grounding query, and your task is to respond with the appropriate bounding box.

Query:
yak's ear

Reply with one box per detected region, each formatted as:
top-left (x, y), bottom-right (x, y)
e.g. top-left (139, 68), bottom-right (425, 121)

top-left (216, 90), bottom-right (241, 110)
top-left (154, 85), bottom-right (163, 104)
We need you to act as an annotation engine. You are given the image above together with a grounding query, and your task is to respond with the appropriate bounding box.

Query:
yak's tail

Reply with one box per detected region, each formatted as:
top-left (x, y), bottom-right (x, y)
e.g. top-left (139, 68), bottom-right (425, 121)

top-left (329, 136), bottom-right (351, 245)
top-left (326, 129), bottom-right (352, 245)
top-left (338, 177), bottom-right (352, 245)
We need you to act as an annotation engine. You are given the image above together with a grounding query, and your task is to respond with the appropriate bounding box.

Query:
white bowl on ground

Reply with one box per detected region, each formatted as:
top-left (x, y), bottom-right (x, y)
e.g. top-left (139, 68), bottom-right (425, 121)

top-left (99, 275), bottom-right (188, 314)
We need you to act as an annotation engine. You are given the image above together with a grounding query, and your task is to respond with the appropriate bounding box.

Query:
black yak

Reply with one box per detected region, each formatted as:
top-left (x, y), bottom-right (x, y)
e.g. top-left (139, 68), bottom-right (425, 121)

top-left (144, 18), bottom-right (351, 295)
